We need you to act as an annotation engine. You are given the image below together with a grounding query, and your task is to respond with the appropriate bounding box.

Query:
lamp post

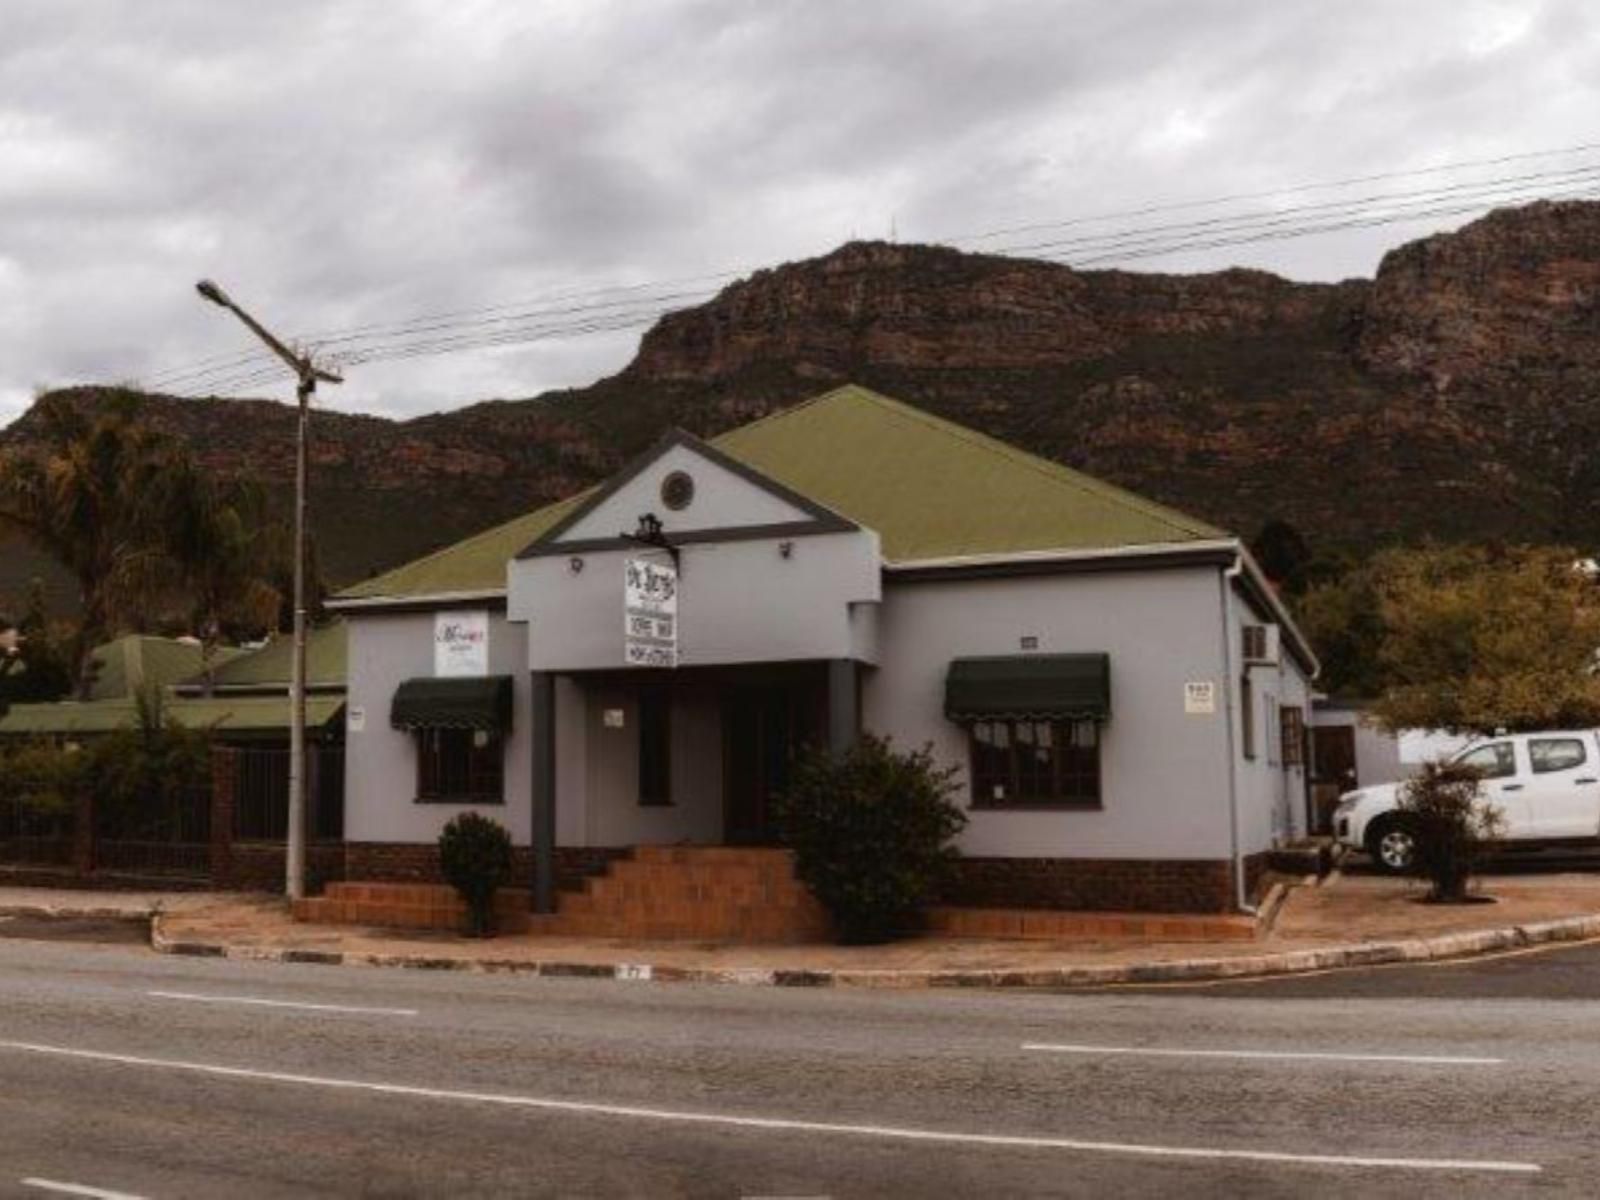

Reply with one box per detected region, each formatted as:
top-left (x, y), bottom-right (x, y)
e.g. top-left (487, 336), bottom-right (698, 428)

top-left (196, 280), bottom-right (342, 901)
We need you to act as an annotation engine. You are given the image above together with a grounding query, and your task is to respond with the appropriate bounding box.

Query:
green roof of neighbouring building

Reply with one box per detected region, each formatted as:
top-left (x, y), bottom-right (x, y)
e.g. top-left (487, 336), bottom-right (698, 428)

top-left (0, 694), bottom-right (345, 739)
top-left (336, 384), bottom-right (1224, 603)
top-left (177, 621), bottom-right (348, 693)
top-left (85, 635), bottom-right (243, 702)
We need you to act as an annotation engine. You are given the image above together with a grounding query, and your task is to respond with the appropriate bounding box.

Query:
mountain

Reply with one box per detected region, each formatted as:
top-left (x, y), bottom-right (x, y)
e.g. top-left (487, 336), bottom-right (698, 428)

top-left (5, 199), bottom-right (1599, 614)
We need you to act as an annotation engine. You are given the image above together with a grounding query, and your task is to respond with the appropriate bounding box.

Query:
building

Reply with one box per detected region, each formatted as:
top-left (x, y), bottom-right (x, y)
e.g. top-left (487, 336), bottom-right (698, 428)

top-left (329, 385), bottom-right (1316, 917)
top-left (0, 625), bottom-right (346, 743)
top-left (1307, 696), bottom-right (1469, 832)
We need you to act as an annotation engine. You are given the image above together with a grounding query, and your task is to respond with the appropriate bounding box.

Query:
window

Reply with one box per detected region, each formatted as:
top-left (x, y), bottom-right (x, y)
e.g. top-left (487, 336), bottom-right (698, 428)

top-left (1530, 738), bottom-right (1587, 774)
top-left (1279, 705), bottom-right (1306, 769)
top-left (1265, 695), bottom-right (1280, 766)
top-left (1240, 673), bottom-right (1256, 760)
top-left (638, 688), bottom-right (672, 806)
top-left (1454, 741), bottom-right (1516, 780)
top-left (969, 718), bottom-right (1100, 808)
top-left (416, 728), bottom-right (504, 803)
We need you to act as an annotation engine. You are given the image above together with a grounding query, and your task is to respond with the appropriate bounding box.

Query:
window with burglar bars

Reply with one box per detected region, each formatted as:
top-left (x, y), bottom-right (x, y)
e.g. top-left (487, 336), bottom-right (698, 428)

top-left (968, 718), bottom-right (1101, 808)
top-left (1279, 705), bottom-right (1306, 769)
top-left (416, 728), bottom-right (504, 803)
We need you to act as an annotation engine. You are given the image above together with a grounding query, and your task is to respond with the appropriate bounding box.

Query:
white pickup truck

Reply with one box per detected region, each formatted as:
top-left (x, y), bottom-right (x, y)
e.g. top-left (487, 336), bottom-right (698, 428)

top-left (1332, 730), bottom-right (1600, 872)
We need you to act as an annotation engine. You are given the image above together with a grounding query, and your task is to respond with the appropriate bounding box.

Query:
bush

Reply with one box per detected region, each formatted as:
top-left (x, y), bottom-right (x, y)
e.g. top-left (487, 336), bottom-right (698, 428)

top-left (1397, 760), bottom-right (1504, 902)
top-left (438, 813), bottom-right (513, 936)
top-left (774, 735), bottom-right (967, 944)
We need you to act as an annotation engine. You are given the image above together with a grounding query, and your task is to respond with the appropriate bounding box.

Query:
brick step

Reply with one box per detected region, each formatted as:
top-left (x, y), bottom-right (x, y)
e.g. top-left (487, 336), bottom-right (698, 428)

top-left (629, 845), bottom-right (800, 868)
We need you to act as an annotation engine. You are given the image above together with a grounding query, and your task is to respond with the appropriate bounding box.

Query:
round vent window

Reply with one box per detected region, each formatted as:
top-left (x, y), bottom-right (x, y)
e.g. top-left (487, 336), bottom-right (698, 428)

top-left (660, 470), bottom-right (695, 511)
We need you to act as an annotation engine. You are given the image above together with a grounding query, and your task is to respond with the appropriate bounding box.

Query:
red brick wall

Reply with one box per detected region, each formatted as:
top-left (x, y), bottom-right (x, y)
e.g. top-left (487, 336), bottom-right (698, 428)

top-left (343, 842), bottom-right (625, 895)
top-left (944, 857), bottom-right (1239, 914)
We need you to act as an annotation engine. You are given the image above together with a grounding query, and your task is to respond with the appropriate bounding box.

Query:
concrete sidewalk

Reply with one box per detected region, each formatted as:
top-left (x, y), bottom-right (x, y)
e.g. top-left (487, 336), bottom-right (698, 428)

top-left (0, 887), bottom-right (229, 922)
top-left (126, 870), bottom-right (1600, 988)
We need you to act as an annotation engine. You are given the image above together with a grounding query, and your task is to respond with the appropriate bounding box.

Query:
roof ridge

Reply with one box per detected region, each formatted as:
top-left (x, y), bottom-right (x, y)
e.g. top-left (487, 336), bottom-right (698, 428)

top-left (706, 384), bottom-right (862, 449)
top-left (833, 387), bottom-right (1218, 538)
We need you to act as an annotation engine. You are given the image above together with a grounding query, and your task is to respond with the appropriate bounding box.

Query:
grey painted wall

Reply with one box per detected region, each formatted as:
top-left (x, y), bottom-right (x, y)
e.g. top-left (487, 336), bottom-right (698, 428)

top-left (1225, 583), bottom-right (1314, 857)
top-left (509, 529), bottom-right (881, 672)
top-left (344, 610), bottom-right (585, 847)
top-left (579, 678), bottom-right (724, 845)
top-left (866, 566), bottom-right (1237, 860)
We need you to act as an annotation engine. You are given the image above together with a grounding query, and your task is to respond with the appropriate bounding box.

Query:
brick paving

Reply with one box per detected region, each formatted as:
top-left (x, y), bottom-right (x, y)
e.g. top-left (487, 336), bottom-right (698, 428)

top-left (145, 870), bottom-right (1600, 979)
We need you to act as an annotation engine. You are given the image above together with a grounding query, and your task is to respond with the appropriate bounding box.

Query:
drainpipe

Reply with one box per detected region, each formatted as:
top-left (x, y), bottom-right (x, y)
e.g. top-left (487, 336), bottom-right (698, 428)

top-left (1218, 550), bottom-right (1256, 916)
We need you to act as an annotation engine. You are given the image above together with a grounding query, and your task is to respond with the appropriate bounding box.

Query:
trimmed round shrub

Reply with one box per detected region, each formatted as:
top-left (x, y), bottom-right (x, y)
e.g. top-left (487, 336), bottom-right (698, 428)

top-left (438, 812), bottom-right (513, 936)
top-left (774, 735), bottom-right (966, 944)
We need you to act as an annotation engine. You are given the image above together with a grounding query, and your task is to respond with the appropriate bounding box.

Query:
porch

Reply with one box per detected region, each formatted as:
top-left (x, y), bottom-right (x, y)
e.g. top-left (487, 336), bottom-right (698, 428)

top-left (525, 659), bottom-right (864, 913)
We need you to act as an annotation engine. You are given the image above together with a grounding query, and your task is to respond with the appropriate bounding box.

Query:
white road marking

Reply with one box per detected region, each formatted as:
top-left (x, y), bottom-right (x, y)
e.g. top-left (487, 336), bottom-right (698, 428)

top-left (1023, 1043), bottom-right (1502, 1066)
top-left (0, 1039), bottom-right (1538, 1175)
top-left (21, 1179), bottom-right (149, 1200)
top-left (145, 990), bottom-right (417, 1017)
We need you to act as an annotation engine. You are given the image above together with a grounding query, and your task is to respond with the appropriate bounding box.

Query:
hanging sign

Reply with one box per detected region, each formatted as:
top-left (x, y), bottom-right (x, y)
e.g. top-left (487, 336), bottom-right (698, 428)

top-left (434, 610), bottom-right (489, 677)
top-left (624, 558), bottom-right (678, 668)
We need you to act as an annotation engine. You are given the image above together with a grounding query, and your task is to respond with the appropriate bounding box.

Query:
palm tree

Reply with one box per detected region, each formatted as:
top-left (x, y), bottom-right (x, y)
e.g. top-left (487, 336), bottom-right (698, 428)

top-left (168, 473), bottom-right (286, 692)
top-left (0, 393), bottom-right (181, 698)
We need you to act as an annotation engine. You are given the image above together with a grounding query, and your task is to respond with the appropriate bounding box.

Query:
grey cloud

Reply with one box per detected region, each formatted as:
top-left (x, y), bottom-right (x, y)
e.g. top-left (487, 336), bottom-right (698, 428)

top-left (2, 0), bottom-right (1597, 427)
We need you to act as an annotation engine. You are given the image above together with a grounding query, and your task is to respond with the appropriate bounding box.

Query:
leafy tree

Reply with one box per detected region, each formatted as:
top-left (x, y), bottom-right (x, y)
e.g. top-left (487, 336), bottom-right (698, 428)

top-left (0, 392), bottom-right (287, 696)
top-left (1370, 544), bottom-right (1600, 734)
top-left (0, 582), bottom-right (75, 712)
top-left (1396, 760), bottom-right (1504, 902)
top-left (774, 736), bottom-right (967, 944)
top-left (1250, 519), bottom-right (1313, 594)
top-left (0, 393), bottom-right (186, 697)
top-left (167, 473), bottom-right (287, 690)
top-left (1295, 551), bottom-right (1394, 698)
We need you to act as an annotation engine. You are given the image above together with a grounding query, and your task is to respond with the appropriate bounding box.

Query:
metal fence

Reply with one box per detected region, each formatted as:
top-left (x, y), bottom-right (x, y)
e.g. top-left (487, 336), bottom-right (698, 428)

top-left (233, 745), bottom-right (345, 842)
top-left (93, 783), bottom-right (212, 878)
top-left (0, 797), bottom-right (75, 867)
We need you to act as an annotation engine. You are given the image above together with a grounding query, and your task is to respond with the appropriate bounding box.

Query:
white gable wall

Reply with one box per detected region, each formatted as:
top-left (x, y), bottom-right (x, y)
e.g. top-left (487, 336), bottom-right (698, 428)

top-left (556, 443), bottom-right (816, 543)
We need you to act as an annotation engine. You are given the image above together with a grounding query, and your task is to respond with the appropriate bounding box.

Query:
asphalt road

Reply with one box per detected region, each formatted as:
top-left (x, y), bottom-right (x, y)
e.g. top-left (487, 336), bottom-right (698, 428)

top-left (2, 931), bottom-right (1600, 1198)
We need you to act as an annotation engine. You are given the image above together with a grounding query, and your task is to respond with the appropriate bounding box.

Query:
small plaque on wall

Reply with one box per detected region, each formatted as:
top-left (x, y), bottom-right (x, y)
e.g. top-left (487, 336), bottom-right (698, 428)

top-left (1184, 681), bottom-right (1216, 715)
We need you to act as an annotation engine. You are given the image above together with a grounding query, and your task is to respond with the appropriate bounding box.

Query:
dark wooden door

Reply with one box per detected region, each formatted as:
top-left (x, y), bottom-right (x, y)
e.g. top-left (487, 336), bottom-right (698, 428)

top-left (723, 684), bottom-right (821, 845)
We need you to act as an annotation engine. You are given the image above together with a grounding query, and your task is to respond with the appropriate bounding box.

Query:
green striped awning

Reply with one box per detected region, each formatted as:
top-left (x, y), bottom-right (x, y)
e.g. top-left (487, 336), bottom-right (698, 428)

top-left (390, 676), bottom-right (513, 731)
top-left (944, 654), bottom-right (1110, 721)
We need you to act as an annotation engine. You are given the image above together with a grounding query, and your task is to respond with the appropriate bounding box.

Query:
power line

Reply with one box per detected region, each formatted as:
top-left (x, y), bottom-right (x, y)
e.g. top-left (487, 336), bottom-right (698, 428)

top-left (148, 138), bottom-right (1600, 395)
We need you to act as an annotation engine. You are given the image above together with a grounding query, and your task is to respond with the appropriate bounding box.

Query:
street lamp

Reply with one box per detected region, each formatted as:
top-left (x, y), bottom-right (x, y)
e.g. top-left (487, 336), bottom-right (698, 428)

top-left (196, 280), bottom-right (342, 902)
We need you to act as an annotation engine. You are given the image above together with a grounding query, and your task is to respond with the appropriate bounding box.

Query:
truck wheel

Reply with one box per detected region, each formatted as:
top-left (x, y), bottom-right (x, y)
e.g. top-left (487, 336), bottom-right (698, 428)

top-left (1366, 818), bottom-right (1417, 874)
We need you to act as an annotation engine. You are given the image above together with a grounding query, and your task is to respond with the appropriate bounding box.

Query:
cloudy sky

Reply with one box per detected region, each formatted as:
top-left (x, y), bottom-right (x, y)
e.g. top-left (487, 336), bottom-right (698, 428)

top-left (4, 0), bottom-right (1598, 427)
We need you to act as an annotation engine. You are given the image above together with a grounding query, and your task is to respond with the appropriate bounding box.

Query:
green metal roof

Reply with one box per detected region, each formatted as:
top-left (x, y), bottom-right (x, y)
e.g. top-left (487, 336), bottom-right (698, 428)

top-left (180, 621), bottom-right (348, 692)
top-left (334, 384), bottom-right (1222, 603)
top-left (337, 492), bottom-right (590, 601)
top-left (0, 694), bottom-right (345, 738)
top-left (86, 636), bottom-right (219, 701)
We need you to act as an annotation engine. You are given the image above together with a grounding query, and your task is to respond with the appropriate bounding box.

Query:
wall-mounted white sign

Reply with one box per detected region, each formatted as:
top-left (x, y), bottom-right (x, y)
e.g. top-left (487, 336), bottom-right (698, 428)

top-left (435, 610), bottom-right (489, 677)
top-left (624, 558), bottom-right (677, 668)
top-left (1184, 681), bottom-right (1216, 715)
top-left (603, 708), bottom-right (626, 729)
top-left (347, 705), bottom-right (366, 733)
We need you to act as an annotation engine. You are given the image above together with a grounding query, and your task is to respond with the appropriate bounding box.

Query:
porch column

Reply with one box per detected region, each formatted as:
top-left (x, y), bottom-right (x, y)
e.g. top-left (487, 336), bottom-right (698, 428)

top-left (530, 670), bottom-right (557, 913)
top-left (827, 659), bottom-right (860, 760)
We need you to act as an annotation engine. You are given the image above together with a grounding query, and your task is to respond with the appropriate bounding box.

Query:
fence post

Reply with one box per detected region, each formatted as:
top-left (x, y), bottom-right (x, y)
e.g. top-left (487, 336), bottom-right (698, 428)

top-left (210, 745), bottom-right (237, 888)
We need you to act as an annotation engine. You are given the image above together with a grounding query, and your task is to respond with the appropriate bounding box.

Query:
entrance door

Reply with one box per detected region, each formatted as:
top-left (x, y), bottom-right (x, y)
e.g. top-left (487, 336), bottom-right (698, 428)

top-left (1309, 725), bottom-right (1357, 834)
top-left (723, 683), bottom-right (821, 845)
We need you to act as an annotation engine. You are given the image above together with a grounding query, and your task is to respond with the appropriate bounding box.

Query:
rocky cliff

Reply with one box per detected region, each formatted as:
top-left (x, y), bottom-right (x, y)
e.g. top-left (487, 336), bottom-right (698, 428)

top-left (5, 200), bottom-right (1599, 611)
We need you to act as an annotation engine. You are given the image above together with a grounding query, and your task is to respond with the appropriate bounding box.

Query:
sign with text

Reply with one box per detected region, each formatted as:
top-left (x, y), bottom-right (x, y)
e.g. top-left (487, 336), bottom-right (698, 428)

top-left (624, 558), bottom-right (678, 668)
top-left (434, 610), bottom-right (489, 677)
top-left (1184, 680), bottom-right (1216, 715)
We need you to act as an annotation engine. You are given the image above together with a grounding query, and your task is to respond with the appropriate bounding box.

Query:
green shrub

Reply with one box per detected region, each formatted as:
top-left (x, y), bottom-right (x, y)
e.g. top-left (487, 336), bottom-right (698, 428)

top-left (0, 738), bottom-right (88, 818)
top-left (1398, 759), bottom-right (1504, 902)
top-left (438, 812), bottom-right (513, 937)
top-left (774, 735), bottom-right (967, 944)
